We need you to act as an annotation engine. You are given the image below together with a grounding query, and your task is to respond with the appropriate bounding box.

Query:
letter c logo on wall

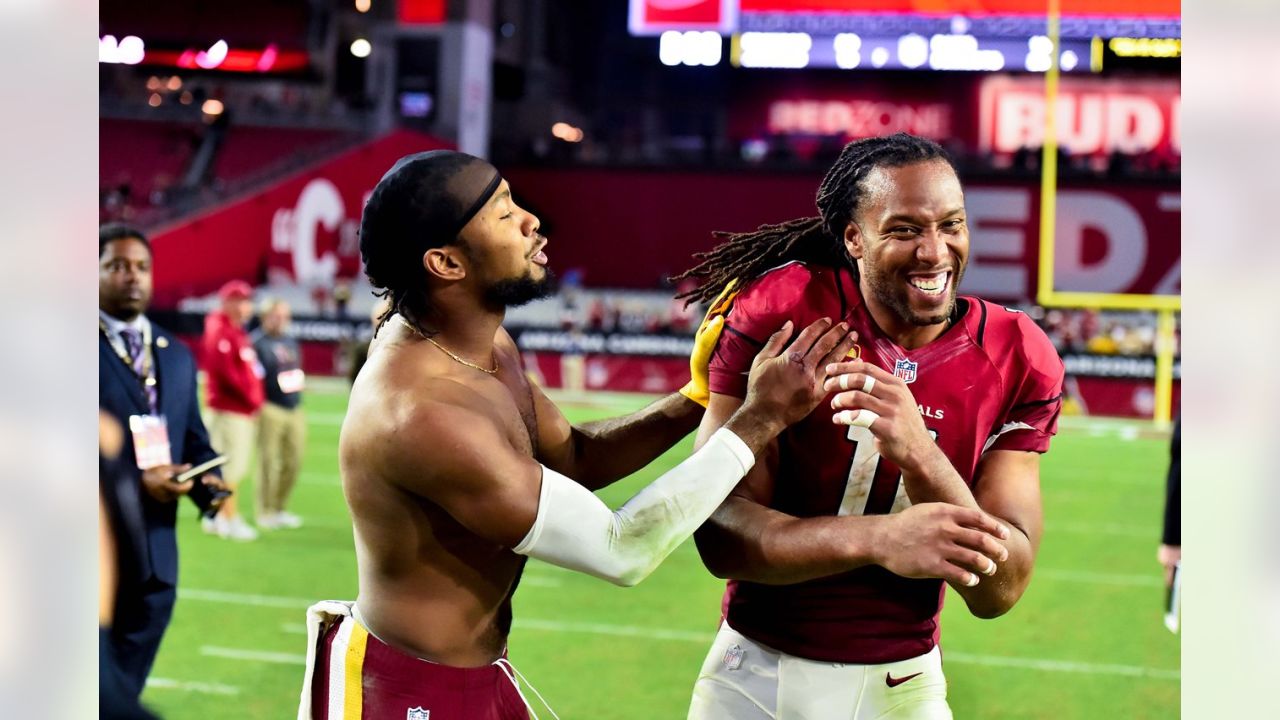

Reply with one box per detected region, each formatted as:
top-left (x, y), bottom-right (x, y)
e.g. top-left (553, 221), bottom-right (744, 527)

top-left (271, 178), bottom-right (344, 287)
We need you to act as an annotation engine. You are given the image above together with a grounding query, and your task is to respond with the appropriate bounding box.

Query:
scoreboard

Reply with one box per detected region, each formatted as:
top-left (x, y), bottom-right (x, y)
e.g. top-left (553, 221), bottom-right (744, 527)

top-left (633, 0), bottom-right (1180, 72)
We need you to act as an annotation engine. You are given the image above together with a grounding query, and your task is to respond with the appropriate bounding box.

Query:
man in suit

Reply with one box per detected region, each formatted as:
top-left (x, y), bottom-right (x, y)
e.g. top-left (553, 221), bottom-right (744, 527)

top-left (98, 223), bottom-right (227, 698)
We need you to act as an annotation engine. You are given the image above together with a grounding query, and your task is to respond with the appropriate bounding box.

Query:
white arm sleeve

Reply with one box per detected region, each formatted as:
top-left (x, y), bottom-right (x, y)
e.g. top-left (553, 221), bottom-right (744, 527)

top-left (511, 427), bottom-right (755, 587)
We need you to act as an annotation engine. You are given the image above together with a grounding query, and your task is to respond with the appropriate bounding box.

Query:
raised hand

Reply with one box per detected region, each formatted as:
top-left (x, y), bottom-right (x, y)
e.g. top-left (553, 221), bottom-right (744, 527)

top-left (744, 318), bottom-right (859, 428)
top-left (824, 359), bottom-right (937, 470)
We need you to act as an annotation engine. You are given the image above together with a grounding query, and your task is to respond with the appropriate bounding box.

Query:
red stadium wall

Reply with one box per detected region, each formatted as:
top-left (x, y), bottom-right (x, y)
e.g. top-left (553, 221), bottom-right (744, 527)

top-left (148, 130), bottom-right (1178, 307)
top-left (501, 167), bottom-right (1180, 301)
top-left (148, 129), bottom-right (452, 307)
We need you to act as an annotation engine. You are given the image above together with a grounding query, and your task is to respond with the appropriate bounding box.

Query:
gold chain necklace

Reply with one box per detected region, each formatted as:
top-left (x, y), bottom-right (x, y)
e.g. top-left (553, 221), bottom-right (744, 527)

top-left (397, 315), bottom-right (498, 374)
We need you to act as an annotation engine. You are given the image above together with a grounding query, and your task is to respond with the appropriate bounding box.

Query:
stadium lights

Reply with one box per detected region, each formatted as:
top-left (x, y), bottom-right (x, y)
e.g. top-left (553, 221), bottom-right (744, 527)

top-left (350, 38), bottom-right (372, 58)
top-left (167, 76), bottom-right (182, 91)
top-left (196, 39), bottom-right (229, 69)
top-left (202, 99), bottom-right (225, 116)
top-left (551, 122), bottom-right (584, 143)
top-left (659, 31), bottom-right (722, 67)
top-left (737, 32), bottom-right (811, 69)
top-left (148, 93), bottom-right (162, 108)
top-left (355, 0), bottom-right (372, 12)
top-left (99, 35), bottom-right (145, 65)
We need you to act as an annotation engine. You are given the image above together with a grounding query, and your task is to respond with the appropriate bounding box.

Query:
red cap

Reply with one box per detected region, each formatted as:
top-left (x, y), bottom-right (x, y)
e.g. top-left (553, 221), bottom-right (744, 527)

top-left (218, 280), bottom-right (253, 302)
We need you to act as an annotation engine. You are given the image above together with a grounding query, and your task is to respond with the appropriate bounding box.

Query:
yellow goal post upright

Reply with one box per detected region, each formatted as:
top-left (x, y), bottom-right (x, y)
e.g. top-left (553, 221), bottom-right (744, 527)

top-left (1036, 0), bottom-right (1180, 428)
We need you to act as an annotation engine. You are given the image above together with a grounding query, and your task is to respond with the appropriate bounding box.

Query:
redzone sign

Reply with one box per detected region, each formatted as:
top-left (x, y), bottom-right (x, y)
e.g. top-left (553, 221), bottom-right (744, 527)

top-left (979, 76), bottom-right (1181, 158)
top-left (767, 99), bottom-right (952, 140)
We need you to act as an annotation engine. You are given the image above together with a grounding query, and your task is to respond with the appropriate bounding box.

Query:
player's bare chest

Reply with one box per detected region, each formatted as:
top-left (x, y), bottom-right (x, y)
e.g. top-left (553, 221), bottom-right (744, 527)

top-left (474, 375), bottom-right (538, 457)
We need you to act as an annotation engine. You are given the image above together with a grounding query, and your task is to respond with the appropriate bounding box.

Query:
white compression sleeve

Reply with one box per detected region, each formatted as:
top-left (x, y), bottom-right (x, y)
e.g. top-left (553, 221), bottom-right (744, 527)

top-left (511, 427), bottom-right (755, 587)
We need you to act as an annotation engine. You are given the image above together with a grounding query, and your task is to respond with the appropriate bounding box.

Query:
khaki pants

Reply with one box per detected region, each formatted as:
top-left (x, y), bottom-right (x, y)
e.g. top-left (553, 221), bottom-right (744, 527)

top-left (689, 622), bottom-right (951, 720)
top-left (256, 402), bottom-right (305, 516)
top-left (207, 409), bottom-right (257, 521)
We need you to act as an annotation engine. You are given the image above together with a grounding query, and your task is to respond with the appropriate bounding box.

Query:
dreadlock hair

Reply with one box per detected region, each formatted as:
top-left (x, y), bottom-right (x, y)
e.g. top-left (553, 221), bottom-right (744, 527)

top-left (673, 133), bottom-right (957, 306)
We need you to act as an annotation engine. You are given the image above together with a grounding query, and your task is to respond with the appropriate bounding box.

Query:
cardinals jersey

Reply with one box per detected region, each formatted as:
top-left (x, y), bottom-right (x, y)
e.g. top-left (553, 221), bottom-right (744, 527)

top-left (706, 261), bottom-right (1064, 664)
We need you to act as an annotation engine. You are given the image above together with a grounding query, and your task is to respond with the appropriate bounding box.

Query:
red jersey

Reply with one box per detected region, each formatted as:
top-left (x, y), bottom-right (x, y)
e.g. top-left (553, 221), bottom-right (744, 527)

top-left (202, 310), bottom-right (265, 416)
top-left (707, 261), bottom-right (1064, 664)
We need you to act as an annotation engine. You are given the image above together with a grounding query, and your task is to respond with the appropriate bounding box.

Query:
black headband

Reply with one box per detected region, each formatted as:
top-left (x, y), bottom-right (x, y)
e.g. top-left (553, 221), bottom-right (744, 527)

top-left (451, 171), bottom-right (503, 237)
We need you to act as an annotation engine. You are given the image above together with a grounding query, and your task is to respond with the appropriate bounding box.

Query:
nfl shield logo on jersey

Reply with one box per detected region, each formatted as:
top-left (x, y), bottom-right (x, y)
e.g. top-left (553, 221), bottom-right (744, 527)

top-left (407, 707), bottom-right (430, 720)
top-left (893, 358), bottom-right (918, 384)
top-left (722, 643), bottom-right (745, 671)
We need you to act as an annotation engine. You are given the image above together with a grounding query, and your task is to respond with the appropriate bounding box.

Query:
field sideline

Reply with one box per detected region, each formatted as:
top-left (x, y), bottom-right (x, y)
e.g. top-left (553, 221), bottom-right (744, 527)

top-left (142, 383), bottom-right (1180, 719)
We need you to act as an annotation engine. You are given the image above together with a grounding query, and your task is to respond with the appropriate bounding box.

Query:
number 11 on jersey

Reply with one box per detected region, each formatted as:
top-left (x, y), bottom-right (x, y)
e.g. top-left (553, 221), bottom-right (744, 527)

top-left (837, 426), bottom-right (937, 517)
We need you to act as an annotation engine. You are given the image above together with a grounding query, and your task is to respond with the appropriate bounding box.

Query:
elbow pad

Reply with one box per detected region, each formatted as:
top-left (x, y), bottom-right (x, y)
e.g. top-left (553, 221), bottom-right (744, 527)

top-left (512, 428), bottom-right (755, 586)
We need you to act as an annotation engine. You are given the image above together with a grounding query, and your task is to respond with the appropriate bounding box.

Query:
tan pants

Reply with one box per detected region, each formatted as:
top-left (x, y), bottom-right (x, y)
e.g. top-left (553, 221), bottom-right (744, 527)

top-left (206, 409), bottom-right (257, 518)
top-left (689, 622), bottom-right (951, 720)
top-left (256, 402), bottom-right (305, 516)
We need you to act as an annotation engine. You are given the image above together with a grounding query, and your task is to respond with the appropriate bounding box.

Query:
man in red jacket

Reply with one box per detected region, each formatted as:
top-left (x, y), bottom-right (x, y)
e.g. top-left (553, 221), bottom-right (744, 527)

top-left (202, 280), bottom-right (265, 541)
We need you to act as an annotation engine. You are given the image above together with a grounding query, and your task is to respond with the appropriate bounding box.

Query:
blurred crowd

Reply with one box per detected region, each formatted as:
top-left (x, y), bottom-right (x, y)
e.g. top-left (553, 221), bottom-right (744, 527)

top-left (1028, 306), bottom-right (1180, 357)
top-left (507, 283), bottom-right (1180, 359)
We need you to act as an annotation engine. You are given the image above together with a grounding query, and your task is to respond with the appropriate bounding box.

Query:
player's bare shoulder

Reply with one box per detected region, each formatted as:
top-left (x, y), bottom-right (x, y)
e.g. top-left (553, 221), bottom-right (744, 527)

top-left (343, 330), bottom-right (509, 492)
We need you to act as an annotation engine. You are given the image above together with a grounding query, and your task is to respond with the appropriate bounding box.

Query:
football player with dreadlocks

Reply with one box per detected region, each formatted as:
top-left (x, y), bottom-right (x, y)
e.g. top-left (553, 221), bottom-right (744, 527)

top-left (681, 133), bottom-right (1065, 719)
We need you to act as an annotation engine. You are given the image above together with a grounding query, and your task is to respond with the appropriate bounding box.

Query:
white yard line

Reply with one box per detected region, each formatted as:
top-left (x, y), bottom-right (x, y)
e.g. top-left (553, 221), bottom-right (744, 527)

top-left (146, 677), bottom-right (242, 695)
top-left (1050, 522), bottom-right (1160, 538)
top-left (201, 646), bottom-right (308, 665)
top-left (298, 471), bottom-right (342, 487)
top-left (181, 579), bottom-right (565, 611)
top-left (307, 412), bottom-right (348, 426)
top-left (180, 588), bottom-right (315, 609)
top-left (223, 621), bottom-right (1179, 682)
top-left (1035, 568), bottom-right (1163, 587)
top-left (514, 618), bottom-right (712, 643)
top-left (944, 651), bottom-right (1179, 680)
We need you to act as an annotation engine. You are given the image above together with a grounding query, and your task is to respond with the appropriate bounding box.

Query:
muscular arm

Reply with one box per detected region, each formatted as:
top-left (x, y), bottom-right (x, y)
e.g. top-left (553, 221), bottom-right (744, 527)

top-left (694, 391), bottom-right (1011, 589)
top-left (693, 393), bottom-right (886, 584)
top-left (952, 450), bottom-right (1043, 618)
top-left (392, 390), bottom-right (783, 587)
top-left (410, 319), bottom-right (854, 586)
top-left (532, 386), bottom-right (703, 490)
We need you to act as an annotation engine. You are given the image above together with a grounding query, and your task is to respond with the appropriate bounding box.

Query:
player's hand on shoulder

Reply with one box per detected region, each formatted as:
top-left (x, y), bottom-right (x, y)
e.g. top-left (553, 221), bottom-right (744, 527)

top-left (872, 502), bottom-right (1011, 589)
top-left (824, 360), bottom-right (936, 469)
top-left (140, 463), bottom-right (194, 502)
top-left (744, 318), bottom-right (858, 427)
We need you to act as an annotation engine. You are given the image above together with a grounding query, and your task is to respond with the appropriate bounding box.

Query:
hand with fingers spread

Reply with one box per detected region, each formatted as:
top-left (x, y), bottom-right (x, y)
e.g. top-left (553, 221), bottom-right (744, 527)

top-left (743, 318), bottom-right (859, 429)
top-left (824, 359), bottom-right (938, 471)
top-left (872, 502), bottom-right (1011, 588)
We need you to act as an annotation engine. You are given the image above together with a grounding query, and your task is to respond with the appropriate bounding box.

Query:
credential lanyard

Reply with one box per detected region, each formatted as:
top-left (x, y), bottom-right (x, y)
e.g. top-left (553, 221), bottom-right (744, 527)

top-left (100, 318), bottom-right (158, 413)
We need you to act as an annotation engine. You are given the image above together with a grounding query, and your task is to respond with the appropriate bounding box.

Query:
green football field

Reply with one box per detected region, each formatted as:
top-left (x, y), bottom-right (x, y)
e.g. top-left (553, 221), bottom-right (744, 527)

top-left (142, 382), bottom-right (1180, 719)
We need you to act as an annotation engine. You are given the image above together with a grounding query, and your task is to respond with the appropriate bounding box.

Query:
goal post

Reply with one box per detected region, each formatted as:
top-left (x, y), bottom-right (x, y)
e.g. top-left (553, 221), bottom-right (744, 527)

top-left (1036, 0), bottom-right (1180, 428)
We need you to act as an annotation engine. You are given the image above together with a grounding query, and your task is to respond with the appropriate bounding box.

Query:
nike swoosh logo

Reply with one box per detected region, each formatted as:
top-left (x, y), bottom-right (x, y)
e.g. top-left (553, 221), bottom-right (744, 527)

top-left (885, 671), bottom-right (923, 688)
